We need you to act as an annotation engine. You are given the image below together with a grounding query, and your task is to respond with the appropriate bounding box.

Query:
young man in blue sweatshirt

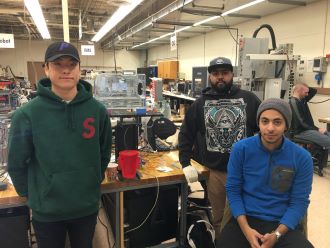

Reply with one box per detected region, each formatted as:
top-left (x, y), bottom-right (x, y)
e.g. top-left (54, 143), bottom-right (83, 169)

top-left (217, 98), bottom-right (313, 248)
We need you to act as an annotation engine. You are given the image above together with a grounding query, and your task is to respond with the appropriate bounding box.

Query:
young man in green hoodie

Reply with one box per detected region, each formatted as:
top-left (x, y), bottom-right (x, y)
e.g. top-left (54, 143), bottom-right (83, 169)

top-left (8, 41), bottom-right (112, 248)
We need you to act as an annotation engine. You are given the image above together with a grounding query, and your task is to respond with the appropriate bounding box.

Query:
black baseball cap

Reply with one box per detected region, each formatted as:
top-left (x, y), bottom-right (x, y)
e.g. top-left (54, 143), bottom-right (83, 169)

top-left (44, 41), bottom-right (80, 62)
top-left (208, 57), bottom-right (233, 73)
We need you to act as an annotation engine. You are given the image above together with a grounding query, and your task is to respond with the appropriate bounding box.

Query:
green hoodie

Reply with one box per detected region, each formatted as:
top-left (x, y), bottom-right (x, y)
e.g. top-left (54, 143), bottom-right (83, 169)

top-left (8, 78), bottom-right (112, 222)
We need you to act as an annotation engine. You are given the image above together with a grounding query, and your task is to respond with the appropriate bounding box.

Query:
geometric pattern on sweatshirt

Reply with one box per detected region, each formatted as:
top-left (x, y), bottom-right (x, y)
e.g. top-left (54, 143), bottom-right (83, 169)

top-left (204, 98), bottom-right (246, 153)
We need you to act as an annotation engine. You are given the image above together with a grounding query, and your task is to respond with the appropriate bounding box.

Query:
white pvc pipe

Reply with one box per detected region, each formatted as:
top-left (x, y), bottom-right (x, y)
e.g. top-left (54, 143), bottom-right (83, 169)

top-left (62, 0), bottom-right (69, 42)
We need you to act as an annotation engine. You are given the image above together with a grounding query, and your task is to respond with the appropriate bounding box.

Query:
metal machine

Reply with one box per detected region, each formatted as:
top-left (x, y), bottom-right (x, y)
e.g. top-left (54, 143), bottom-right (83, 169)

top-left (93, 73), bottom-right (146, 110)
top-left (237, 27), bottom-right (300, 100)
top-left (192, 66), bottom-right (208, 98)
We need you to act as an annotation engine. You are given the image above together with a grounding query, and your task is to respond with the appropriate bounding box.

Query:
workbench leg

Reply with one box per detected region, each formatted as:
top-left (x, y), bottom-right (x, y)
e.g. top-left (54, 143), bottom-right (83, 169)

top-left (120, 192), bottom-right (124, 248)
top-left (114, 192), bottom-right (121, 248)
top-left (179, 183), bottom-right (188, 247)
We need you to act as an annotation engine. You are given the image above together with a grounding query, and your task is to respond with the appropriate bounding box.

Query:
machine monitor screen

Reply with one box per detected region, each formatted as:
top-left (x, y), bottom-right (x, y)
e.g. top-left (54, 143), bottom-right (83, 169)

top-left (192, 66), bottom-right (208, 97)
top-left (313, 59), bottom-right (320, 67)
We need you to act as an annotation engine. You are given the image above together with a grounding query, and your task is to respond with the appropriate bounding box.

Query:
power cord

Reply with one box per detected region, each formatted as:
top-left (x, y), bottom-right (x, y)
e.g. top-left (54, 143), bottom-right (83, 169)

top-left (124, 174), bottom-right (159, 234)
top-left (123, 125), bottom-right (129, 150)
top-left (180, 0), bottom-right (186, 12)
top-left (98, 206), bottom-right (113, 248)
top-left (113, 43), bottom-right (117, 74)
top-left (220, 15), bottom-right (239, 64)
top-left (220, 16), bottom-right (239, 45)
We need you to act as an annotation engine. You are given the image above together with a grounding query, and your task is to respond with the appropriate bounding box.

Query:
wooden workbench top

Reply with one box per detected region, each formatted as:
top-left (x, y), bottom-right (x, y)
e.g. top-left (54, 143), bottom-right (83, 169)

top-left (0, 151), bottom-right (208, 208)
top-left (101, 150), bottom-right (208, 192)
top-left (319, 117), bottom-right (330, 123)
top-left (0, 183), bottom-right (26, 208)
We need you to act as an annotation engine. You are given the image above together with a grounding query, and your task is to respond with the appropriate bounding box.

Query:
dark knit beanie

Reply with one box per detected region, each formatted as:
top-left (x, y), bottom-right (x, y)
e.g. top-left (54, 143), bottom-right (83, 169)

top-left (257, 98), bottom-right (292, 128)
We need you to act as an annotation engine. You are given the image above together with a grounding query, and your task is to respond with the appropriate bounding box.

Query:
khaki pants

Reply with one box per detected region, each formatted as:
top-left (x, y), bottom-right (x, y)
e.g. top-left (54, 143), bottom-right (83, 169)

top-left (207, 169), bottom-right (227, 239)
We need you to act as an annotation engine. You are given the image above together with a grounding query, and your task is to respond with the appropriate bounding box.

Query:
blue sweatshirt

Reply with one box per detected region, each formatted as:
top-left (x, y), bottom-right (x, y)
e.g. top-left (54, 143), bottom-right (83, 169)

top-left (226, 135), bottom-right (313, 230)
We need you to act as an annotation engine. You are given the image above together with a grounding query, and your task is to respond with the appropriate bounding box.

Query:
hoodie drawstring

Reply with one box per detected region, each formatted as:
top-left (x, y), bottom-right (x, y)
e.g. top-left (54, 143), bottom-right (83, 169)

top-left (65, 103), bottom-right (76, 130)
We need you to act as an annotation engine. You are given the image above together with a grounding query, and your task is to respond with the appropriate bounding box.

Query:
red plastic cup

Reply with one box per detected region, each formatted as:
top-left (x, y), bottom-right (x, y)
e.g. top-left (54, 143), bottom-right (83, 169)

top-left (118, 150), bottom-right (140, 179)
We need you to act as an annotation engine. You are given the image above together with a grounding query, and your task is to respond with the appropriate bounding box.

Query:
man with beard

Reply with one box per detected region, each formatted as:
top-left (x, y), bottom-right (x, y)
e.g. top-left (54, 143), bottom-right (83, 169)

top-left (178, 57), bottom-right (261, 238)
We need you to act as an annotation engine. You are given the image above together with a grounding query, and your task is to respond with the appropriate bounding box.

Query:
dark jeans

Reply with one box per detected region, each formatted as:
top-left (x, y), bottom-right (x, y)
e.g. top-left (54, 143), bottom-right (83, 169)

top-left (217, 217), bottom-right (314, 248)
top-left (32, 212), bottom-right (98, 248)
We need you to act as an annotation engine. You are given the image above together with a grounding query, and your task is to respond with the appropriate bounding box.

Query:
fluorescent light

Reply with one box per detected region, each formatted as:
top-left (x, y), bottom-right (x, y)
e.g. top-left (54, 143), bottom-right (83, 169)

top-left (193, 16), bottom-right (220, 26)
top-left (132, 0), bottom-right (266, 49)
top-left (132, 26), bottom-right (192, 49)
top-left (175, 26), bottom-right (192, 33)
top-left (24, 0), bottom-right (50, 39)
top-left (222, 0), bottom-right (265, 16)
top-left (121, 0), bottom-right (192, 42)
top-left (92, 0), bottom-right (144, 42)
top-left (132, 35), bottom-right (167, 49)
top-left (149, 33), bottom-right (171, 43)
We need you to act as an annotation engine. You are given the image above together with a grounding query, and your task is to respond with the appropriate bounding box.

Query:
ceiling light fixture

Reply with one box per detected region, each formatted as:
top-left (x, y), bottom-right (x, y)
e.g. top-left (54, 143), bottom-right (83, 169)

top-left (132, 0), bottom-right (266, 49)
top-left (92, 0), bottom-right (144, 42)
top-left (24, 0), bottom-right (50, 39)
top-left (118, 0), bottom-right (192, 46)
top-left (193, 0), bottom-right (266, 27)
top-left (132, 26), bottom-right (192, 49)
top-left (222, 0), bottom-right (266, 16)
top-left (175, 26), bottom-right (192, 33)
top-left (193, 16), bottom-right (220, 26)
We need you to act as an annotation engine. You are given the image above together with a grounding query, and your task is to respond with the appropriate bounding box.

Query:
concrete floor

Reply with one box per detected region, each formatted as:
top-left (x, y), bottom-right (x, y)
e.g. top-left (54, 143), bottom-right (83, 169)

top-left (189, 167), bottom-right (330, 248)
top-left (308, 167), bottom-right (330, 248)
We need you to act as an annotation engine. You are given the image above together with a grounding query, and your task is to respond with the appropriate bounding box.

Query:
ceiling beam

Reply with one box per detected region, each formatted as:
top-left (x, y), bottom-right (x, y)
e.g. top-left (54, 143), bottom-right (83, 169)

top-left (0, 8), bottom-right (26, 14)
top-left (148, 27), bottom-right (175, 32)
top-left (192, 2), bottom-right (224, 11)
top-left (201, 24), bottom-right (226, 28)
top-left (129, 35), bottom-right (160, 39)
top-left (147, 28), bottom-right (204, 34)
top-left (177, 29), bottom-right (205, 34)
top-left (180, 8), bottom-right (222, 16)
top-left (154, 20), bottom-right (227, 29)
top-left (228, 13), bottom-right (261, 19)
top-left (268, 0), bottom-right (306, 6)
top-left (155, 20), bottom-right (193, 26)
top-left (15, 19), bottom-right (85, 28)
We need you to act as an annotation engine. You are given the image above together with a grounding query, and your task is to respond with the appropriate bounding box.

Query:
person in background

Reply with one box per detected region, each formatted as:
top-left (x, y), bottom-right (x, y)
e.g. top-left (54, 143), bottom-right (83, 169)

top-left (178, 56), bottom-right (260, 238)
top-left (289, 83), bottom-right (330, 149)
top-left (8, 41), bottom-right (112, 248)
top-left (217, 98), bottom-right (313, 248)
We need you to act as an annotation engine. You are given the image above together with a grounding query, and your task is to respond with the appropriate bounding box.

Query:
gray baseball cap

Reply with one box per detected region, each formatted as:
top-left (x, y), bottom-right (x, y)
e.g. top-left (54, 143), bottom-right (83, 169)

top-left (208, 57), bottom-right (233, 73)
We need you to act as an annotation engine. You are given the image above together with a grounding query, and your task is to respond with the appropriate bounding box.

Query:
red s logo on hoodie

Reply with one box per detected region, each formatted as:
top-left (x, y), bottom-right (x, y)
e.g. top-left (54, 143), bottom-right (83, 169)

top-left (82, 117), bottom-right (95, 139)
